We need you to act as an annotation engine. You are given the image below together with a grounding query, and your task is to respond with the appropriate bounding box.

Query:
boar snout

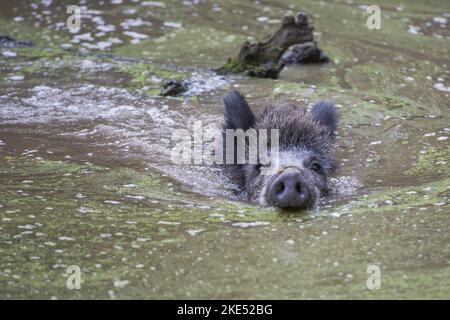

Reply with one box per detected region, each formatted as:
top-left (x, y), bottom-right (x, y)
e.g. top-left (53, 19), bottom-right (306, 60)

top-left (267, 170), bottom-right (312, 210)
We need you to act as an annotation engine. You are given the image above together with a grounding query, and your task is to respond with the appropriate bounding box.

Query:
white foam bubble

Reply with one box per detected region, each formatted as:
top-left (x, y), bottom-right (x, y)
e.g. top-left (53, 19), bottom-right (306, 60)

top-left (123, 31), bottom-right (149, 39)
top-left (141, 1), bottom-right (166, 7)
top-left (232, 221), bottom-right (270, 228)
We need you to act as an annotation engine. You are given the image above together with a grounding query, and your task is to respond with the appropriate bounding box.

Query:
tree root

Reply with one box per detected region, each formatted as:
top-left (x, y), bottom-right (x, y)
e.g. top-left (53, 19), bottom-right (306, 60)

top-left (215, 12), bottom-right (317, 79)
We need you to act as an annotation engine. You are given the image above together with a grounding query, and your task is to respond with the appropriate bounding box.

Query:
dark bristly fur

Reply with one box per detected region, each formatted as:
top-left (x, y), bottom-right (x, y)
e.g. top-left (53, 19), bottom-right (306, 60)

top-left (221, 90), bottom-right (339, 209)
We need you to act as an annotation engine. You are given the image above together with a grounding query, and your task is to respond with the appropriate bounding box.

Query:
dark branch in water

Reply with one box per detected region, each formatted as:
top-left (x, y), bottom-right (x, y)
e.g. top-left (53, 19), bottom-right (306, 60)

top-left (0, 35), bottom-right (34, 48)
top-left (215, 12), bottom-right (328, 79)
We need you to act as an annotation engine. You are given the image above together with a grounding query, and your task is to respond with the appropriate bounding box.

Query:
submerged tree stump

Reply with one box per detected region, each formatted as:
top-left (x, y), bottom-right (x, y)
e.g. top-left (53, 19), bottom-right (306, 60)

top-left (216, 12), bottom-right (315, 79)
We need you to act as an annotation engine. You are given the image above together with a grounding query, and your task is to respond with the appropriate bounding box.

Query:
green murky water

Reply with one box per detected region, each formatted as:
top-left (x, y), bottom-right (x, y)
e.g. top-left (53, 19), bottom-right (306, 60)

top-left (0, 0), bottom-right (449, 299)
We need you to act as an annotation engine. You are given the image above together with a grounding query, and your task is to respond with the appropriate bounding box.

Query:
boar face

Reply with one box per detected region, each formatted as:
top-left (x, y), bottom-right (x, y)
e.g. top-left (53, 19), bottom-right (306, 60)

top-left (222, 91), bottom-right (338, 210)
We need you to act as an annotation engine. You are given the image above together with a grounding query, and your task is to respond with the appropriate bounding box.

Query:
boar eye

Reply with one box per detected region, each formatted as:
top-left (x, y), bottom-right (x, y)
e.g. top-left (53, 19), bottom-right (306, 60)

top-left (310, 162), bottom-right (323, 174)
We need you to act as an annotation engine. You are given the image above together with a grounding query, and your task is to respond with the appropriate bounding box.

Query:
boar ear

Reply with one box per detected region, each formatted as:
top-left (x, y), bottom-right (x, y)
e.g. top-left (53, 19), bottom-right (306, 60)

top-left (223, 90), bottom-right (255, 130)
top-left (311, 101), bottom-right (339, 138)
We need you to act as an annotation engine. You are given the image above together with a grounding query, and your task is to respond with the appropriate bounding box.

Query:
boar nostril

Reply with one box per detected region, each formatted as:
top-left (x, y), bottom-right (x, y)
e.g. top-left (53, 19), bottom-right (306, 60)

top-left (268, 171), bottom-right (312, 209)
top-left (275, 181), bottom-right (285, 194)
